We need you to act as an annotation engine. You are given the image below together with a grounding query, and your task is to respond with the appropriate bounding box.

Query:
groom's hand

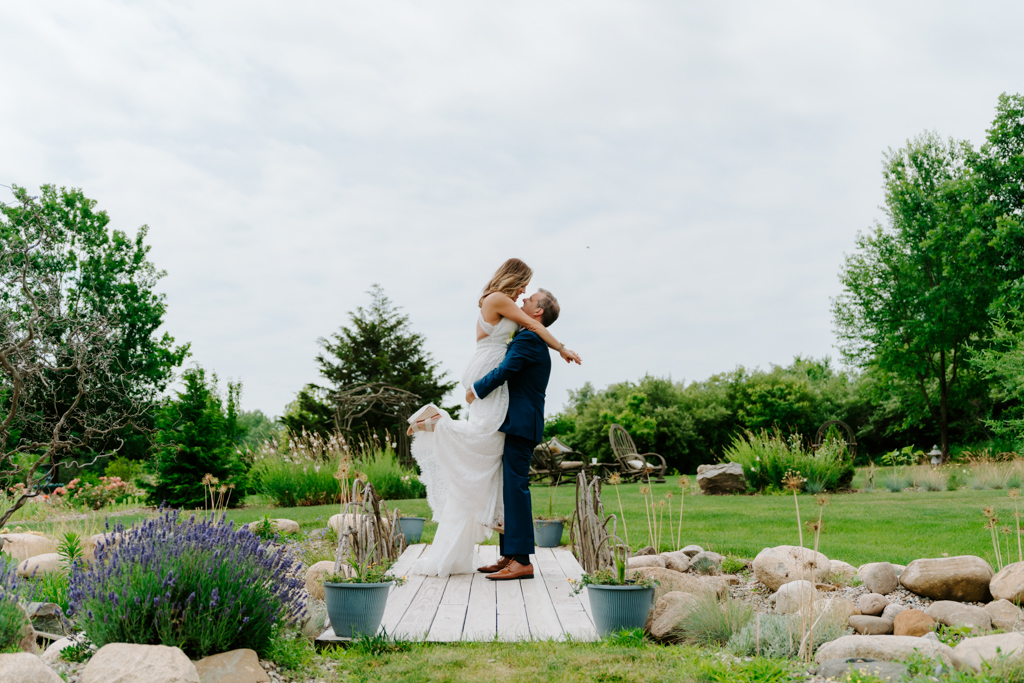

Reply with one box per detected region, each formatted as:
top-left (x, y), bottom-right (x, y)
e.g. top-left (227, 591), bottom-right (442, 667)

top-left (465, 389), bottom-right (475, 404)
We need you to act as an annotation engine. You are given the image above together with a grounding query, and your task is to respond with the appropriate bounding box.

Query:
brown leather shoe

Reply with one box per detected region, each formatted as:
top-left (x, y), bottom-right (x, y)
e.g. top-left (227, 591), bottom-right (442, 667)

top-left (485, 560), bottom-right (534, 581)
top-left (477, 556), bottom-right (513, 573)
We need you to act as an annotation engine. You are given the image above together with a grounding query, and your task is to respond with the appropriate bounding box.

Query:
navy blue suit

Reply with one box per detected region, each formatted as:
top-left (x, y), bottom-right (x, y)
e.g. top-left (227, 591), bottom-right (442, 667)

top-left (474, 329), bottom-right (551, 559)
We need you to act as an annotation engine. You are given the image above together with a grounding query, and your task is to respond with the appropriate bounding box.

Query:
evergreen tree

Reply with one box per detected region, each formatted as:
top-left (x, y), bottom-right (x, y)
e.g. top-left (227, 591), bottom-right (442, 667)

top-left (144, 367), bottom-right (244, 508)
top-left (282, 285), bottom-right (457, 439)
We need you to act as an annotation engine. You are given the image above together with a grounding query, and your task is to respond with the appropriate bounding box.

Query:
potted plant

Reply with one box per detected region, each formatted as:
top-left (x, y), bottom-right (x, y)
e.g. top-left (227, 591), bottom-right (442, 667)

top-left (534, 489), bottom-right (568, 548)
top-left (571, 548), bottom-right (658, 636)
top-left (397, 516), bottom-right (426, 544)
top-left (323, 550), bottom-right (406, 638)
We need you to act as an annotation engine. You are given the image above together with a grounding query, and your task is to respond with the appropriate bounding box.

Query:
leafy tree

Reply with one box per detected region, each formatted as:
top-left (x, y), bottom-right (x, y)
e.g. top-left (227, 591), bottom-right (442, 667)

top-left (0, 184), bottom-right (189, 463)
top-left (282, 285), bottom-right (458, 441)
top-left (972, 310), bottom-right (1024, 448)
top-left (144, 367), bottom-right (244, 508)
top-left (832, 132), bottom-right (1006, 459)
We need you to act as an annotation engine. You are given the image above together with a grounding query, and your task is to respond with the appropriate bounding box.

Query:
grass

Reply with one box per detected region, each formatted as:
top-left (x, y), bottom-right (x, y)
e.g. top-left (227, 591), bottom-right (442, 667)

top-left (8, 471), bottom-right (1022, 568)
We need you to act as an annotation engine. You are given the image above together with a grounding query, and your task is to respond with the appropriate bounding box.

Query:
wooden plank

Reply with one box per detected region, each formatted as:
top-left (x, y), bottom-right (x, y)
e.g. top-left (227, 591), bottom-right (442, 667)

top-left (520, 569), bottom-right (562, 640)
top-left (388, 543), bottom-right (426, 578)
top-left (533, 547), bottom-right (597, 641)
top-left (393, 575), bottom-right (447, 640)
top-left (463, 569), bottom-right (497, 640)
top-left (379, 574), bottom-right (426, 635)
top-left (427, 573), bottom-right (473, 641)
top-left (495, 577), bottom-right (530, 641)
top-left (552, 547), bottom-right (594, 624)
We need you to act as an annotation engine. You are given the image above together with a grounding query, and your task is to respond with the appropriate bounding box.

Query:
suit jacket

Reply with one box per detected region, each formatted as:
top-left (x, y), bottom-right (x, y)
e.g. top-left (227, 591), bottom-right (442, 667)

top-left (473, 329), bottom-right (551, 444)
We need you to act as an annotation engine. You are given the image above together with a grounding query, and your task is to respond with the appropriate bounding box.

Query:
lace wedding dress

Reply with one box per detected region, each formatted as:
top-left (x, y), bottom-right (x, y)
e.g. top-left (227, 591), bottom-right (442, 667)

top-left (409, 315), bottom-right (517, 577)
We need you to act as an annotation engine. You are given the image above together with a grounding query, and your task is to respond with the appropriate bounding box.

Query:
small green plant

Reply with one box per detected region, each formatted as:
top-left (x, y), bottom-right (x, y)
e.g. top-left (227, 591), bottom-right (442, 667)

top-left (251, 515), bottom-right (278, 542)
top-left (882, 476), bottom-right (908, 493)
top-left (933, 622), bottom-right (975, 645)
top-left (349, 629), bottom-right (413, 656)
top-left (601, 627), bottom-right (647, 647)
top-left (265, 627), bottom-right (316, 673)
top-left (0, 559), bottom-right (26, 652)
top-left (804, 478), bottom-right (826, 495)
top-left (691, 555), bottom-right (719, 576)
top-left (324, 547), bottom-right (406, 586)
top-left (58, 532), bottom-right (86, 572)
top-left (720, 557), bottom-right (747, 575)
top-left (694, 657), bottom-right (799, 683)
top-left (673, 591), bottom-right (753, 646)
top-left (535, 488), bottom-right (569, 522)
top-left (728, 608), bottom-right (847, 660)
top-left (947, 469), bottom-right (964, 491)
top-left (60, 637), bottom-right (95, 663)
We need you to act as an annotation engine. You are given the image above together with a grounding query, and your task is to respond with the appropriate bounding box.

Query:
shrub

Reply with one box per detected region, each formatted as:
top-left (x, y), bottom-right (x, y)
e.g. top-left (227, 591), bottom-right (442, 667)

top-left (672, 591), bottom-right (753, 646)
top-left (249, 432), bottom-right (346, 507)
top-left (0, 558), bottom-right (27, 652)
top-left (882, 476), bottom-right (908, 493)
top-left (356, 446), bottom-right (425, 500)
top-left (55, 476), bottom-right (134, 510)
top-left (724, 430), bottom-right (855, 493)
top-left (69, 509), bottom-right (306, 658)
top-left (727, 605), bottom-right (848, 659)
top-left (720, 557), bottom-right (747, 575)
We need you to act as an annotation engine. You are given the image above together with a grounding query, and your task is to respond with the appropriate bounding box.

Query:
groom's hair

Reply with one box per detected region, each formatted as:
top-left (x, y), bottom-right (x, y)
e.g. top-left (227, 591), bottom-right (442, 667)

top-left (537, 289), bottom-right (560, 327)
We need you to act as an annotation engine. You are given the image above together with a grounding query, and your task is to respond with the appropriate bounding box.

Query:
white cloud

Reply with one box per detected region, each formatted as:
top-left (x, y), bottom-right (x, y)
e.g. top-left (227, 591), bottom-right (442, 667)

top-left (1, 0), bottom-right (1021, 417)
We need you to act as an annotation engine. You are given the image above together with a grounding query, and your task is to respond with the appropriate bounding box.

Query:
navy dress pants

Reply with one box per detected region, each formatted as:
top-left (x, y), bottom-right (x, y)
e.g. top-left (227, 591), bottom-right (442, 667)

top-left (498, 434), bottom-right (536, 560)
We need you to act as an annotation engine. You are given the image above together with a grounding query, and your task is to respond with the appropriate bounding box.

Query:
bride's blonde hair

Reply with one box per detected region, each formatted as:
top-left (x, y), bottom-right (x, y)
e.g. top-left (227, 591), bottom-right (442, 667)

top-left (479, 258), bottom-right (533, 307)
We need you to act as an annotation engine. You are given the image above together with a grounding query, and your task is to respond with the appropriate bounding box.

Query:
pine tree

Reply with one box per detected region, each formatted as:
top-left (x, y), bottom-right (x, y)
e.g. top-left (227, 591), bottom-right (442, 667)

top-left (144, 367), bottom-right (243, 508)
top-left (282, 285), bottom-right (458, 439)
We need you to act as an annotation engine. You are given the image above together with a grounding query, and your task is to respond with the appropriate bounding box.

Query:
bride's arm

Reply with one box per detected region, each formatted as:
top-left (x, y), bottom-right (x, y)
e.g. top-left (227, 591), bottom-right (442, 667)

top-left (486, 294), bottom-right (582, 365)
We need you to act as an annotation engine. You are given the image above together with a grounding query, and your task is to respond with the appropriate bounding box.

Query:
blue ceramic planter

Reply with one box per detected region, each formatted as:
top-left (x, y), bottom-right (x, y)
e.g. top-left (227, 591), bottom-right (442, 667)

top-left (533, 520), bottom-right (564, 547)
top-left (586, 584), bottom-right (655, 636)
top-left (397, 517), bottom-right (426, 544)
top-left (324, 582), bottom-right (393, 638)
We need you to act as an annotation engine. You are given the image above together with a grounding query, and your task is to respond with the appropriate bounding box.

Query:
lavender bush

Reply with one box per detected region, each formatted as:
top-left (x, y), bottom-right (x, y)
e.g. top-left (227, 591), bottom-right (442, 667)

top-left (69, 509), bottom-right (306, 658)
top-left (0, 556), bottom-right (27, 651)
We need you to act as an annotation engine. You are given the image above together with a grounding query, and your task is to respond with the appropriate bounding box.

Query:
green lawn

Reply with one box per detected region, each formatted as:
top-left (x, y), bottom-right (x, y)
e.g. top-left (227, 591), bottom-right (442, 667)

top-left (13, 479), bottom-right (1016, 569)
top-left (223, 481), bottom-right (1015, 568)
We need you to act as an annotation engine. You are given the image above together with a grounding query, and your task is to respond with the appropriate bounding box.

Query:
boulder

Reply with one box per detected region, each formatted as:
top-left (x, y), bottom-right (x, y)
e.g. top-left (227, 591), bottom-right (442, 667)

top-left (857, 593), bottom-right (889, 617)
top-left (85, 531), bottom-right (125, 564)
top-left (27, 602), bottom-right (74, 636)
top-left (848, 615), bottom-right (894, 635)
top-left (626, 555), bottom-right (666, 570)
top-left (925, 601), bottom-right (992, 633)
top-left (696, 462), bottom-right (747, 494)
top-left (821, 596), bottom-right (858, 623)
top-left (0, 533), bottom-right (55, 562)
top-left (0, 653), bottom-right (62, 683)
top-left (752, 545), bottom-right (830, 591)
top-left (81, 643), bottom-right (200, 683)
top-left (990, 561), bottom-right (1024, 603)
top-left (304, 560), bottom-right (336, 601)
top-left (244, 519), bottom-right (299, 535)
top-left (813, 634), bottom-right (954, 667)
top-left (900, 556), bottom-right (994, 602)
top-left (858, 562), bottom-right (899, 595)
top-left (634, 546), bottom-right (657, 557)
top-left (41, 636), bottom-right (80, 664)
top-left (774, 580), bottom-right (817, 615)
top-left (680, 545), bottom-right (704, 557)
top-left (193, 648), bottom-right (270, 683)
top-left (647, 591), bottom-right (698, 640)
top-left (952, 632), bottom-right (1024, 672)
top-left (894, 609), bottom-right (935, 637)
top-left (815, 658), bottom-right (908, 682)
top-left (661, 550), bottom-right (691, 573)
top-left (881, 603), bottom-right (908, 623)
top-left (985, 599), bottom-right (1023, 631)
top-left (14, 603), bottom-right (36, 654)
top-left (627, 567), bottom-right (731, 603)
top-left (828, 560), bottom-right (857, 581)
top-left (17, 553), bottom-right (61, 578)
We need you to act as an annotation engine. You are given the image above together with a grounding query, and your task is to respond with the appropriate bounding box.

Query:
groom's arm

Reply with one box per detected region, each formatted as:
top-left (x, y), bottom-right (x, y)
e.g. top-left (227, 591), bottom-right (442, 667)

top-left (472, 331), bottom-right (543, 401)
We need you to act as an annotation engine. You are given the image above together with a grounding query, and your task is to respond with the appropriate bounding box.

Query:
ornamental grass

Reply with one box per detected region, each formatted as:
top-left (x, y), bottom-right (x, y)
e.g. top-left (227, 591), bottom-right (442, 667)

top-left (0, 557), bottom-right (27, 652)
top-left (69, 509), bottom-right (306, 659)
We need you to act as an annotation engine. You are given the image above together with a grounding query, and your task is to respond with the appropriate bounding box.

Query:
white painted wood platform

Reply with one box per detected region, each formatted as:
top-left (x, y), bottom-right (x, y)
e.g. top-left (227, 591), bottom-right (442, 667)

top-left (318, 543), bottom-right (597, 643)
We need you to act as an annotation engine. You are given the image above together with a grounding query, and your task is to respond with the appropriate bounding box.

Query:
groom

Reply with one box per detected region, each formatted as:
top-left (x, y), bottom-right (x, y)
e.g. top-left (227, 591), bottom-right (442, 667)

top-left (466, 289), bottom-right (560, 581)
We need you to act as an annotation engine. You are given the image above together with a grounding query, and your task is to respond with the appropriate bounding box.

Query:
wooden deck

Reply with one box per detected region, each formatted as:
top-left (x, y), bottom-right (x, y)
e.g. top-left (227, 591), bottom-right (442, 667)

top-left (318, 544), bottom-right (597, 643)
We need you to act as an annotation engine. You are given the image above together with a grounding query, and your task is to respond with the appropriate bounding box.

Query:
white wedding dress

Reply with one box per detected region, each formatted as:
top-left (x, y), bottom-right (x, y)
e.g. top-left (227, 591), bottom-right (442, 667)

top-left (409, 314), bottom-right (518, 577)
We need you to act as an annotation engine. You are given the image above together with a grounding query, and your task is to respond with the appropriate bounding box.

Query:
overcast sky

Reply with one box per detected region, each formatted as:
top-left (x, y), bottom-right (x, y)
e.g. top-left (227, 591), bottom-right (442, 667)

top-left (2, 2), bottom-right (1022, 419)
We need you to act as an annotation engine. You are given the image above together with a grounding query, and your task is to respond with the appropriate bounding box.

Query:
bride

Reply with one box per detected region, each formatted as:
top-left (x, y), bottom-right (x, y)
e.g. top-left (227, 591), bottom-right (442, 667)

top-left (408, 258), bottom-right (581, 577)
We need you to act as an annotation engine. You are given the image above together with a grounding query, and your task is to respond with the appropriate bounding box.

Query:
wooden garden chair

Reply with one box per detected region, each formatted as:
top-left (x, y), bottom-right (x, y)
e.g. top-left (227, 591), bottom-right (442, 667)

top-left (532, 439), bottom-right (588, 486)
top-left (608, 424), bottom-right (667, 483)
